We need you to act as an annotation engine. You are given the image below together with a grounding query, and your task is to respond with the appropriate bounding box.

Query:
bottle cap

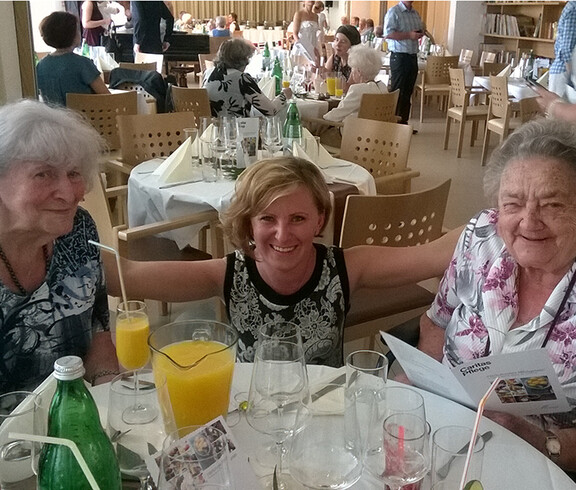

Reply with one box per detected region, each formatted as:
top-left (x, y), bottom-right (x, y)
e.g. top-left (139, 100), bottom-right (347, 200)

top-left (53, 356), bottom-right (85, 381)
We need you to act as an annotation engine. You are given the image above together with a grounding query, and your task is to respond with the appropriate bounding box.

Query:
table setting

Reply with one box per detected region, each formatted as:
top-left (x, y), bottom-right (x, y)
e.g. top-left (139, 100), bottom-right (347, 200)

top-left (4, 316), bottom-right (576, 489)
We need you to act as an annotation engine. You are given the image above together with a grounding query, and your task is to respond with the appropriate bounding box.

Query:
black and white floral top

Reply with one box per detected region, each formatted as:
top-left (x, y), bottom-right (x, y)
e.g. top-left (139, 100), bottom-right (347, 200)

top-left (224, 244), bottom-right (350, 367)
top-left (203, 65), bottom-right (288, 117)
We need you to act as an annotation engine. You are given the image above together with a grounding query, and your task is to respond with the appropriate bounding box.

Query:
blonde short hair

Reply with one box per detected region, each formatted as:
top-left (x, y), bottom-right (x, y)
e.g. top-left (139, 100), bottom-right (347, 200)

top-left (222, 157), bottom-right (332, 254)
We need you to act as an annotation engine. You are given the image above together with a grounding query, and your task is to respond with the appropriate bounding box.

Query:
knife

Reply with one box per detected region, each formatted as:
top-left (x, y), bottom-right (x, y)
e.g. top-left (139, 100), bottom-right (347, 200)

top-left (158, 178), bottom-right (202, 189)
top-left (436, 430), bottom-right (493, 479)
top-left (311, 373), bottom-right (346, 403)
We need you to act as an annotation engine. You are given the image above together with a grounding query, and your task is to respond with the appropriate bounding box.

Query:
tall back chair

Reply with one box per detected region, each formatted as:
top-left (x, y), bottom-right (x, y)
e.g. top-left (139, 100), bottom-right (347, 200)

top-left (340, 180), bottom-right (451, 346)
top-left (340, 117), bottom-right (420, 194)
top-left (66, 91), bottom-right (138, 152)
top-left (119, 62), bottom-right (157, 71)
top-left (482, 62), bottom-right (509, 76)
top-left (197, 53), bottom-right (217, 83)
top-left (171, 87), bottom-right (211, 120)
top-left (443, 68), bottom-right (489, 158)
top-left (134, 52), bottom-right (164, 74)
top-left (209, 36), bottom-right (229, 54)
top-left (415, 55), bottom-right (459, 123)
top-left (459, 49), bottom-right (474, 64)
top-left (481, 75), bottom-right (517, 165)
top-left (116, 112), bottom-right (196, 168)
top-left (357, 90), bottom-right (400, 123)
top-left (479, 51), bottom-right (496, 67)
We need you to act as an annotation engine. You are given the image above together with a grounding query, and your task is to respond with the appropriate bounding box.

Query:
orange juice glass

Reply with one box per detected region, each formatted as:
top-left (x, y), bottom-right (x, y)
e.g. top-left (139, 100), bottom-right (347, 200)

top-left (148, 320), bottom-right (238, 428)
top-left (116, 301), bottom-right (150, 370)
top-left (326, 72), bottom-right (336, 96)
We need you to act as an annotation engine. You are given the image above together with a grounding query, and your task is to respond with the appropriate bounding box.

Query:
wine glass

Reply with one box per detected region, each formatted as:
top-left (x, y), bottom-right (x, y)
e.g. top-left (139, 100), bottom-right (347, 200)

top-left (220, 116), bottom-right (238, 180)
top-left (380, 413), bottom-right (430, 490)
top-left (115, 300), bottom-right (153, 423)
top-left (260, 115), bottom-right (283, 157)
top-left (246, 322), bottom-right (311, 489)
top-left (107, 370), bottom-right (175, 490)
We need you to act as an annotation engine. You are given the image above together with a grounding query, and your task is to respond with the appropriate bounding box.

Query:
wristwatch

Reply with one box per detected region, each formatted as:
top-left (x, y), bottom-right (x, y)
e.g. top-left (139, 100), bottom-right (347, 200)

top-left (545, 430), bottom-right (561, 462)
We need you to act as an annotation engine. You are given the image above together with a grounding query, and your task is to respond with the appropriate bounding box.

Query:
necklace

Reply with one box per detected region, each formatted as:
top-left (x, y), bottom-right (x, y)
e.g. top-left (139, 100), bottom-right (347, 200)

top-left (0, 243), bottom-right (50, 295)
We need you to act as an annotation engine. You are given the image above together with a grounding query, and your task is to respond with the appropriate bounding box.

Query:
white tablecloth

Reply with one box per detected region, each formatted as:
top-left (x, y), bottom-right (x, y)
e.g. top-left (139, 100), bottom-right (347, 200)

top-left (128, 157), bottom-right (376, 249)
top-left (87, 364), bottom-right (576, 489)
top-left (473, 76), bottom-right (537, 100)
top-left (241, 27), bottom-right (284, 46)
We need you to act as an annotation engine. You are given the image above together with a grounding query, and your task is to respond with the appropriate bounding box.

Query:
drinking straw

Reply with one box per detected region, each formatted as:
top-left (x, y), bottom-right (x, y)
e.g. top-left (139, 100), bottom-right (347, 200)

top-left (458, 377), bottom-right (501, 490)
top-left (88, 240), bottom-right (129, 316)
top-left (398, 424), bottom-right (405, 472)
top-left (9, 432), bottom-right (99, 490)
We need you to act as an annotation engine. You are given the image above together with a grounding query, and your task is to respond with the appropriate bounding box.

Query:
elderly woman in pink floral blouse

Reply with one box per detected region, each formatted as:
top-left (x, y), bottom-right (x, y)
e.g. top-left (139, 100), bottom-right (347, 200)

top-left (418, 118), bottom-right (576, 474)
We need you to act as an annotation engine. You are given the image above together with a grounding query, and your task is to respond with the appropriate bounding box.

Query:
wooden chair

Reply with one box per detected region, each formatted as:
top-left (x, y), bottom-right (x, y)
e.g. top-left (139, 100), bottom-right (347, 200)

top-left (482, 62), bottom-right (509, 76)
top-left (119, 62), bottom-right (157, 72)
top-left (479, 51), bottom-right (496, 68)
top-left (171, 87), bottom-right (211, 120)
top-left (357, 90), bottom-right (400, 123)
top-left (209, 36), bottom-right (229, 55)
top-left (340, 180), bottom-right (452, 347)
top-left (134, 52), bottom-right (164, 74)
top-left (444, 68), bottom-right (489, 158)
top-left (414, 55), bottom-right (459, 123)
top-left (339, 117), bottom-right (420, 194)
top-left (107, 112), bottom-right (196, 180)
top-left (459, 49), bottom-right (474, 65)
top-left (82, 174), bottom-right (219, 315)
top-left (480, 76), bottom-right (543, 165)
top-left (197, 54), bottom-right (216, 84)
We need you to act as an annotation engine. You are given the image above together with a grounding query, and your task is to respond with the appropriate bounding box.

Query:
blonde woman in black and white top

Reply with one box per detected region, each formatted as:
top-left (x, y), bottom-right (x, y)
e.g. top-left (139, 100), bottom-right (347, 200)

top-left (323, 45), bottom-right (387, 123)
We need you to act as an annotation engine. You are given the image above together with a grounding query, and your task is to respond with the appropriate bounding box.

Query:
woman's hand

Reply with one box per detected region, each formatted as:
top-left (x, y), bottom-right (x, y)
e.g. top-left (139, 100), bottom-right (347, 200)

top-left (282, 87), bottom-right (293, 100)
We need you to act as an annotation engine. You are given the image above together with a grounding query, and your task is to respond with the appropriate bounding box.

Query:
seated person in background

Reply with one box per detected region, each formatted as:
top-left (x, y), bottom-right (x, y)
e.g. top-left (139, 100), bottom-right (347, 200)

top-left (211, 16), bottom-right (231, 37)
top-left (324, 45), bottom-right (387, 122)
top-left (325, 25), bottom-right (361, 82)
top-left (36, 11), bottom-right (109, 106)
top-left (227, 12), bottom-right (238, 33)
top-left (0, 99), bottom-right (119, 397)
top-left (340, 16), bottom-right (350, 25)
top-left (105, 157), bottom-right (460, 368)
top-left (351, 16), bottom-right (360, 28)
top-left (309, 46), bottom-right (387, 147)
top-left (375, 25), bottom-right (384, 38)
top-left (203, 38), bottom-right (291, 117)
top-left (361, 18), bottom-right (375, 42)
top-left (416, 118), bottom-right (576, 473)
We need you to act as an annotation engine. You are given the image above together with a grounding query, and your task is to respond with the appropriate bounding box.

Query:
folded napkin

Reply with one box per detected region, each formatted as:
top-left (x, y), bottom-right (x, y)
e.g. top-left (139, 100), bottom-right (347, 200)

top-left (152, 136), bottom-right (198, 183)
top-left (497, 64), bottom-right (512, 78)
top-left (537, 69), bottom-right (549, 88)
top-left (258, 76), bottom-right (276, 99)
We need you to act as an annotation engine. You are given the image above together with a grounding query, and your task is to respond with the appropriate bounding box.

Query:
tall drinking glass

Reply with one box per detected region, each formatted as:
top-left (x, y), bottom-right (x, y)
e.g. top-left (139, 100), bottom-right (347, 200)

top-left (0, 391), bottom-right (39, 488)
top-left (115, 300), bottom-right (153, 423)
top-left (260, 115), bottom-right (283, 157)
top-left (246, 322), bottom-right (311, 489)
top-left (198, 116), bottom-right (217, 182)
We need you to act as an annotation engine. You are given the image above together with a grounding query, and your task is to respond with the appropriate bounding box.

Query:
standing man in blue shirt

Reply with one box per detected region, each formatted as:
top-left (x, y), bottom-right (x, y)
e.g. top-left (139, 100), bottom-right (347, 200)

top-left (550, 1), bottom-right (576, 98)
top-left (384, 1), bottom-right (424, 128)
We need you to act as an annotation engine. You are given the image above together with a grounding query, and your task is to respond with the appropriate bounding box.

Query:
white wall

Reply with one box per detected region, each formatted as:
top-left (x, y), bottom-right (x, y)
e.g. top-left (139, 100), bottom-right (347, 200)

top-left (448, 1), bottom-right (484, 64)
top-left (0, 2), bottom-right (22, 104)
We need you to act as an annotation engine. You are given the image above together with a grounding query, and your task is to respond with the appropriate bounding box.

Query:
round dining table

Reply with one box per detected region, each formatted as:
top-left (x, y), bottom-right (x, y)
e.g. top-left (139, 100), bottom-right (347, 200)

top-left (87, 363), bottom-right (575, 489)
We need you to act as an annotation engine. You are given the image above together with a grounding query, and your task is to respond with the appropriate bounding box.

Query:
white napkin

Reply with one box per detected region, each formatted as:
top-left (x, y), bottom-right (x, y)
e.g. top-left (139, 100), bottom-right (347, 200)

top-left (537, 69), bottom-right (549, 88)
top-left (497, 65), bottom-right (512, 78)
top-left (152, 136), bottom-right (197, 183)
top-left (293, 136), bottom-right (337, 169)
top-left (258, 76), bottom-right (276, 99)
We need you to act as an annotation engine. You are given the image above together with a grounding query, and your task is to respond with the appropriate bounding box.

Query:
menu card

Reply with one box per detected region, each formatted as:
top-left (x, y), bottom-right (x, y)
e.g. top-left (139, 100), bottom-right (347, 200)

top-left (382, 332), bottom-right (570, 416)
top-left (235, 117), bottom-right (259, 168)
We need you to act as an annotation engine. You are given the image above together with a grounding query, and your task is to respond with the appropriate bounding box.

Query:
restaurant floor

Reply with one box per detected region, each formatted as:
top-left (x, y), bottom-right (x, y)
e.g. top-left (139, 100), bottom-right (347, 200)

top-left (111, 102), bottom-right (490, 376)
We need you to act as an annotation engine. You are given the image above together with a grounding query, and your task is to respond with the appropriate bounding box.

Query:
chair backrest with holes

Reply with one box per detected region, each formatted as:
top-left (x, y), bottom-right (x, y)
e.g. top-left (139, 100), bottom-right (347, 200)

top-left (117, 112), bottom-right (195, 167)
top-left (339, 180), bottom-right (451, 248)
top-left (340, 117), bottom-right (412, 179)
top-left (171, 87), bottom-right (211, 119)
top-left (119, 62), bottom-right (157, 72)
top-left (459, 49), bottom-right (473, 64)
top-left (488, 75), bottom-right (510, 119)
top-left (448, 68), bottom-right (468, 108)
top-left (357, 90), bottom-right (399, 123)
top-left (479, 51), bottom-right (496, 67)
top-left (66, 92), bottom-right (138, 150)
top-left (423, 55), bottom-right (459, 85)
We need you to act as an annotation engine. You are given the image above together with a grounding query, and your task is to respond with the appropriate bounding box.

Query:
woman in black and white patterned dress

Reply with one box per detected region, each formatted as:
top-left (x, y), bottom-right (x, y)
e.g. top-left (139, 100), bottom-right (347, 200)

top-left (203, 38), bottom-right (292, 117)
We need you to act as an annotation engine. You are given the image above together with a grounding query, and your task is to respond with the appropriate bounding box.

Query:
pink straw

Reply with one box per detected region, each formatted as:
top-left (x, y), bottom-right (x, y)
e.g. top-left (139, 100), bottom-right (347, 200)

top-left (398, 424), bottom-right (405, 467)
top-left (459, 377), bottom-right (501, 490)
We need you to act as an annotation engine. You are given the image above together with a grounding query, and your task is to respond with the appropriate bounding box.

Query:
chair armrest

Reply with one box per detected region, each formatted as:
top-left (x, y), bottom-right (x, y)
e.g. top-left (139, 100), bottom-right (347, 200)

top-left (104, 158), bottom-right (133, 176)
top-left (374, 170), bottom-right (421, 194)
top-left (104, 185), bottom-right (128, 199)
top-left (117, 210), bottom-right (220, 241)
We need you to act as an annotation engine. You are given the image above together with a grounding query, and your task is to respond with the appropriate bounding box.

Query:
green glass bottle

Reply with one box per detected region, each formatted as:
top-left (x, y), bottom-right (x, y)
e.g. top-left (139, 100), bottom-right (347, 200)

top-left (262, 42), bottom-right (271, 72)
top-left (81, 39), bottom-right (90, 58)
top-left (38, 356), bottom-right (121, 490)
top-left (282, 99), bottom-right (303, 155)
top-left (272, 56), bottom-right (283, 96)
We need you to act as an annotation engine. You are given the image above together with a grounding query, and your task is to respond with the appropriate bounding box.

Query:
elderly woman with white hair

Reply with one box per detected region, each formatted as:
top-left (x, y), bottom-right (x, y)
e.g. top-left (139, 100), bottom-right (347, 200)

top-left (323, 45), bottom-right (388, 123)
top-left (0, 99), bottom-right (119, 397)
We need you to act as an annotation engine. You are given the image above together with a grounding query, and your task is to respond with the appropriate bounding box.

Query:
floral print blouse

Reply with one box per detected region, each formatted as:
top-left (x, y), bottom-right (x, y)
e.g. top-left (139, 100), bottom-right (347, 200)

top-left (428, 208), bottom-right (576, 426)
top-left (203, 65), bottom-right (287, 117)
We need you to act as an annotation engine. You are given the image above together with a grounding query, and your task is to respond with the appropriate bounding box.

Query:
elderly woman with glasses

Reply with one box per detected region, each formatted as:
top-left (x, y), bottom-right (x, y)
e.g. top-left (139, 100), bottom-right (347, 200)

top-left (203, 38), bottom-right (292, 117)
top-left (416, 119), bottom-right (576, 473)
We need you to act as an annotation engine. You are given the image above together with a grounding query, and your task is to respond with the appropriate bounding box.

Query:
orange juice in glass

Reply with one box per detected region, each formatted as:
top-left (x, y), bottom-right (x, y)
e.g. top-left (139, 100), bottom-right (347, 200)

top-left (335, 76), bottom-right (344, 97)
top-left (326, 72), bottom-right (336, 96)
top-left (116, 301), bottom-right (150, 370)
top-left (148, 320), bottom-right (238, 428)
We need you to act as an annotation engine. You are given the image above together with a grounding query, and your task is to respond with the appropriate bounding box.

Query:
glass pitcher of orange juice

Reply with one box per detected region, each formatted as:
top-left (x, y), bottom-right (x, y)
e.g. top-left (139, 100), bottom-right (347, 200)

top-left (148, 320), bottom-right (238, 429)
